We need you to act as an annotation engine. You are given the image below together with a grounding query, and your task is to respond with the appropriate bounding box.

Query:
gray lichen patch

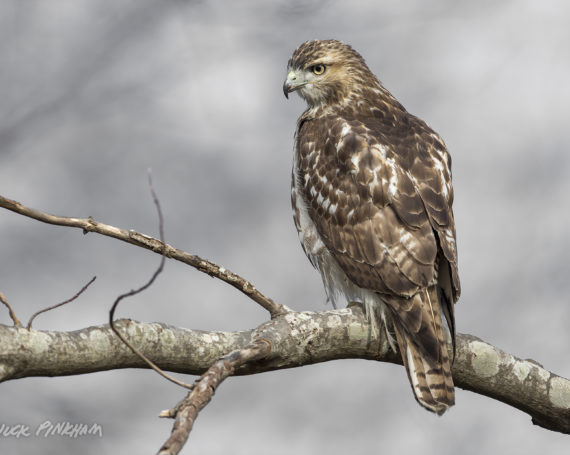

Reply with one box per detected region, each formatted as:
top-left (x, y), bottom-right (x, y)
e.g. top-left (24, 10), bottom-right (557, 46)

top-left (156, 326), bottom-right (178, 346)
top-left (549, 375), bottom-right (570, 409)
top-left (284, 312), bottom-right (321, 336)
top-left (469, 340), bottom-right (500, 378)
top-left (512, 359), bottom-right (532, 382)
top-left (325, 313), bottom-right (342, 328)
top-left (29, 330), bottom-right (52, 354)
top-left (87, 329), bottom-right (112, 352)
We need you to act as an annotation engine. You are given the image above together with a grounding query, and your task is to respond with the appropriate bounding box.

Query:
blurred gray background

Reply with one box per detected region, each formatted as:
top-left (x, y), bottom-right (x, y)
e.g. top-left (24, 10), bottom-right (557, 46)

top-left (1, 1), bottom-right (569, 453)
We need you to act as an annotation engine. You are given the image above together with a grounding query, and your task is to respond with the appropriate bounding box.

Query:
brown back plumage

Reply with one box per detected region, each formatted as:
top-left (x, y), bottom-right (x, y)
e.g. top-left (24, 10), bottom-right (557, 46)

top-left (285, 40), bottom-right (460, 413)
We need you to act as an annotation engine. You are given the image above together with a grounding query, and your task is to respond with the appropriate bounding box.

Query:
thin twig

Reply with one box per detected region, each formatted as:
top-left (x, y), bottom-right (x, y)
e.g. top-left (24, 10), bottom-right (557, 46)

top-left (109, 172), bottom-right (193, 389)
top-left (26, 277), bottom-right (97, 329)
top-left (0, 194), bottom-right (287, 318)
top-left (157, 339), bottom-right (272, 455)
top-left (0, 292), bottom-right (22, 327)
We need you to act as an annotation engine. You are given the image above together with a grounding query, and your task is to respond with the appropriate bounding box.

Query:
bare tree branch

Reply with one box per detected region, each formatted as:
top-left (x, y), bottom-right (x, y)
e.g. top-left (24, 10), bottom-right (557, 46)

top-left (0, 314), bottom-right (568, 435)
top-left (157, 339), bottom-right (272, 455)
top-left (0, 194), bottom-right (286, 317)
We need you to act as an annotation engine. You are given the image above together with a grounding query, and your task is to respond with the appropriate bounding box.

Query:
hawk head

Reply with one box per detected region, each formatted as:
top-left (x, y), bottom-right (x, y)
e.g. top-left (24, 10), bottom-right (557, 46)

top-left (283, 39), bottom-right (380, 108)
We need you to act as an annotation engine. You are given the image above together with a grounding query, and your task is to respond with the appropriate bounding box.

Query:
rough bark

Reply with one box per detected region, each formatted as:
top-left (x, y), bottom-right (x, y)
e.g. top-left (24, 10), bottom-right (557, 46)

top-left (1, 309), bottom-right (568, 435)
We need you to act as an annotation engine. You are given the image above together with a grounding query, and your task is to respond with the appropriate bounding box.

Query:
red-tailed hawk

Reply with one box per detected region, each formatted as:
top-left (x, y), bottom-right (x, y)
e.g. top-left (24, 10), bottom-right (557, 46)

top-left (283, 40), bottom-right (460, 414)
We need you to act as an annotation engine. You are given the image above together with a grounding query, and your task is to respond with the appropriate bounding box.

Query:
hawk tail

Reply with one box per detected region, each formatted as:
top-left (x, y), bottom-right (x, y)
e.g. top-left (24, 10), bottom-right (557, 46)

top-left (392, 287), bottom-right (455, 415)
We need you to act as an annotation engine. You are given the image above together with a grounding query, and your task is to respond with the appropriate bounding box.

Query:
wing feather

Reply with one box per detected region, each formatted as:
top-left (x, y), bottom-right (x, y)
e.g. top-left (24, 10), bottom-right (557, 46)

top-left (298, 115), bottom-right (450, 298)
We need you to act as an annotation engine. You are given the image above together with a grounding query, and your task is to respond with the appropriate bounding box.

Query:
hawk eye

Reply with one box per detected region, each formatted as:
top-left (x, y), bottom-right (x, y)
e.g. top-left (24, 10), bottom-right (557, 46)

top-left (311, 64), bottom-right (326, 75)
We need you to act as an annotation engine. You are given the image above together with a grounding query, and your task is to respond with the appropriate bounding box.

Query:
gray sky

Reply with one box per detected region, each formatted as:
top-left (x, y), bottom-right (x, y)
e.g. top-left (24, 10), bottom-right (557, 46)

top-left (1, 1), bottom-right (569, 453)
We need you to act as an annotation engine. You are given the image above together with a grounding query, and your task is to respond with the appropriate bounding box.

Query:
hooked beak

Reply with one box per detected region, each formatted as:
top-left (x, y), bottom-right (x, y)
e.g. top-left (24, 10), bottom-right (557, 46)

top-left (283, 70), bottom-right (305, 99)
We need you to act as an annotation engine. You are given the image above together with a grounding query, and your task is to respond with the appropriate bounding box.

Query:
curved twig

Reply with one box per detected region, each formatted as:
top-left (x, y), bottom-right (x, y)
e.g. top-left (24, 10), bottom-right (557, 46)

top-left (27, 276), bottom-right (96, 329)
top-left (108, 171), bottom-right (193, 389)
top-left (0, 292), bottom-right (22, 327)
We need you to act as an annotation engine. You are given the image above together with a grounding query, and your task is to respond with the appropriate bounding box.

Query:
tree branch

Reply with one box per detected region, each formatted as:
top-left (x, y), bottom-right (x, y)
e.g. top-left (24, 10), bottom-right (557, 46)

top-left (1, 312), bottom-right (568, 435)
top-left (157, 339), bottom-right (272, 455)
top-left (0, 195), bottom-right (286, 318)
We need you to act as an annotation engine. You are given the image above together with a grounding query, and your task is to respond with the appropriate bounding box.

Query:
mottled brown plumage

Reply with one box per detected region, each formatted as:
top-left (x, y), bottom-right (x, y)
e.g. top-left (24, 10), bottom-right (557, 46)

top-left (284, 40), bottom-right (460, 414)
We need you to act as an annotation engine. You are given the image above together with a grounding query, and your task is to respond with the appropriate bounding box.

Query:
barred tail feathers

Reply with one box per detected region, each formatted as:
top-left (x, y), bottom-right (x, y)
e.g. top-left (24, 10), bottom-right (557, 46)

top-left (391, 287), bottom-right (455, 415)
